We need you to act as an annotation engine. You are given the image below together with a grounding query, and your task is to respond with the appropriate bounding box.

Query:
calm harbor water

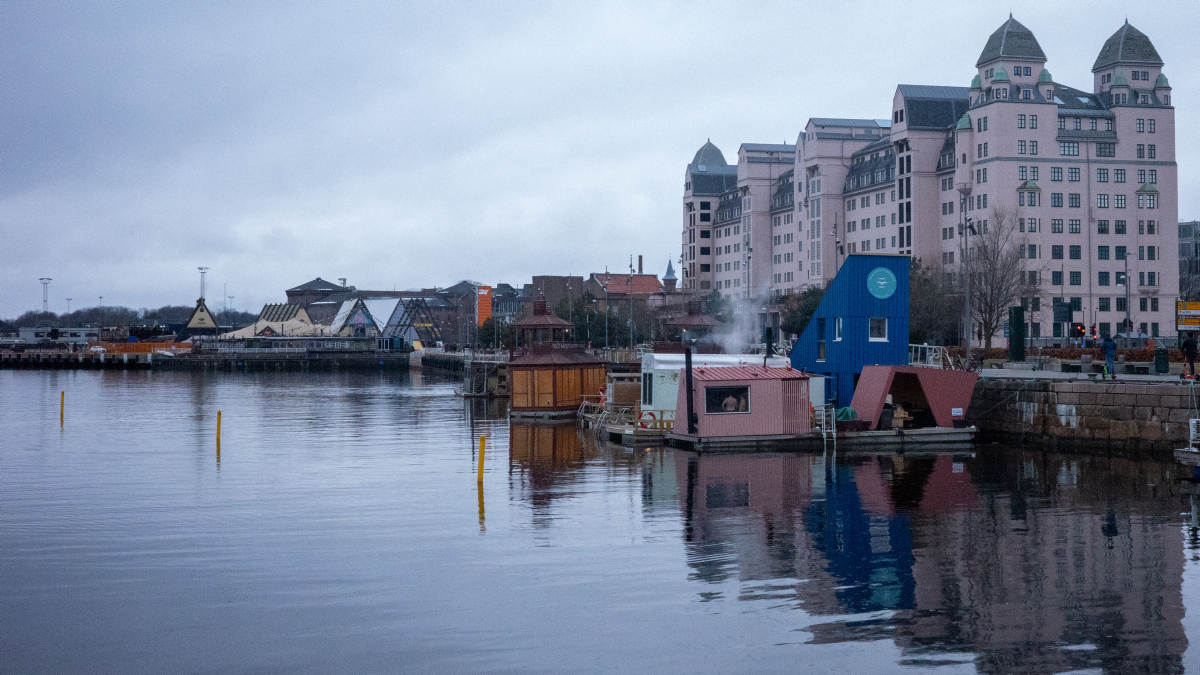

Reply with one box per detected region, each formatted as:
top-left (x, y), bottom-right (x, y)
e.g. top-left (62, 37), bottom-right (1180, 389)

top-left (3, 369), bottom-right (1200, 674)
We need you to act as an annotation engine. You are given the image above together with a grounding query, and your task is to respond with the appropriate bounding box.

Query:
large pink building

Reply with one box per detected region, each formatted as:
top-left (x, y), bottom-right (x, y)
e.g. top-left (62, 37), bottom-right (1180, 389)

top-left (682, 17), bottom-right (1179, 341)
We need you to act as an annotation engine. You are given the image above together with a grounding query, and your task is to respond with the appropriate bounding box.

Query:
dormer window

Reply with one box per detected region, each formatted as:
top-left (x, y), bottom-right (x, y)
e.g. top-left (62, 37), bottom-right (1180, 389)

top-left (1021, 89), bottom-right (1031, 100)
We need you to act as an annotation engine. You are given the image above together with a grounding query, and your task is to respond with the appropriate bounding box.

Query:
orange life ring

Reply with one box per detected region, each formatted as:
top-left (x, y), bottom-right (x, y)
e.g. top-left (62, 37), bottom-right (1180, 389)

top-left (639, 410), bottom-right (657, 428)
top-left (598, 389), bottom-right (607, 406)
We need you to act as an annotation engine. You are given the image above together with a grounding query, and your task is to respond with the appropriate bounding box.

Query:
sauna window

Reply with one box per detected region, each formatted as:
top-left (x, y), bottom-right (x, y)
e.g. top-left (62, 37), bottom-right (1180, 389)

top-left (705, 386), bottom-right (750, 414)
top-left (869, 317), bottom-right (888, 341)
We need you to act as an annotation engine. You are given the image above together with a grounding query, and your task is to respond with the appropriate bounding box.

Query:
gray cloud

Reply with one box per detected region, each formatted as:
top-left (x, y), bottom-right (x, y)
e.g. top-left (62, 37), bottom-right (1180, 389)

top-left (2, 1), bottom-right (1197, 316)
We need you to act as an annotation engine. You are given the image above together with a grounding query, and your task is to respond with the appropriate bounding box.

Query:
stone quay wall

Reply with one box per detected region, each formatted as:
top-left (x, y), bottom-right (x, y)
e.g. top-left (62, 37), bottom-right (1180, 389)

top-left (968, 379), bottom-right (1200, 453)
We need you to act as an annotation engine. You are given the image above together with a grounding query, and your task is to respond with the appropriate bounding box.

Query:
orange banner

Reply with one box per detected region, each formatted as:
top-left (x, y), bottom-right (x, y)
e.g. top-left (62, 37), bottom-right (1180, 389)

top-left (476, 286), bottom-right (493, 326)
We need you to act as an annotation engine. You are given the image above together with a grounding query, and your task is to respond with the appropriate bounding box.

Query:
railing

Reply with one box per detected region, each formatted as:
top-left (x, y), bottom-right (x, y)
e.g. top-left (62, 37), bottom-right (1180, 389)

top-left (464, 349), bottom-right (510, 364)
top-left (213, 347), bottom-right (307, 354)
top-left (909, 344), bottom-right (950, 369)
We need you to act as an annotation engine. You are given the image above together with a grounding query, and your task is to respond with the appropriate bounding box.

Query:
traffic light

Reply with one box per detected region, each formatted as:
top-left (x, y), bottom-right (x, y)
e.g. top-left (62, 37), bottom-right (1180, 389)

top-left (1090, 324), bottom-right (1098, 340)
top-left (1071, 323), bottom-right (1086, 338)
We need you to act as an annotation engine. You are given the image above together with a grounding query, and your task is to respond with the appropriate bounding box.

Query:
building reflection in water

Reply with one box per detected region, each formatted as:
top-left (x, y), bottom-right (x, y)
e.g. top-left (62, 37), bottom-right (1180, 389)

top-left (507, 423), bottom-right (642, 527)
top-left (675, 448), bottom-right (1187, 673)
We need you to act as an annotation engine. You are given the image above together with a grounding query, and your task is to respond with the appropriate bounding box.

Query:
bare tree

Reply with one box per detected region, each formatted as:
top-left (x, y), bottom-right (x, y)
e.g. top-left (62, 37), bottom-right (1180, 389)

top-left (965, 205), bottom-right (1027, 349)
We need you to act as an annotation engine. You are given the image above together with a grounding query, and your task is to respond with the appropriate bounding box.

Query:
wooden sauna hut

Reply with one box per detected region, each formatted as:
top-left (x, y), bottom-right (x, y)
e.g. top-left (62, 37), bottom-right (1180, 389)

top-left (508, 298), bottom-right (607, 420)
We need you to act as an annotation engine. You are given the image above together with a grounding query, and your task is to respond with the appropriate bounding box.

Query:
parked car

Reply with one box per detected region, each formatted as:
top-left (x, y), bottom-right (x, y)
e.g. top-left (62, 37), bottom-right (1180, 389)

top-left (88, 345), bottom-right (107, 353)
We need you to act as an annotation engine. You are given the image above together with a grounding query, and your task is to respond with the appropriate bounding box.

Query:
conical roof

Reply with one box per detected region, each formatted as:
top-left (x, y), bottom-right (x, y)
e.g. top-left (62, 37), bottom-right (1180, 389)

top-left (976, 16), bottom-right (1046, 67)
top-left (1093, 21), bottom-right (1163, 70)
top-left (690, 140), bottom-right (729, 169)
top-left (663, 261), bottom-right (677, 281)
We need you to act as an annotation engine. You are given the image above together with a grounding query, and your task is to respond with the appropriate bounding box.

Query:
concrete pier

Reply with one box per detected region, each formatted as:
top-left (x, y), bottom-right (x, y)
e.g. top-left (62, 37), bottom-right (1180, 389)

top-left (969, 374), bottom-right (1200, 453)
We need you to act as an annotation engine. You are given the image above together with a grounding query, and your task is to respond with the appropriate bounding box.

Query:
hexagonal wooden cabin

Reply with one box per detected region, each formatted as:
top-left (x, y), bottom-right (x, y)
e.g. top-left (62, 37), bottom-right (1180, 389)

top-left (509, 300), bottom-right (607, 420)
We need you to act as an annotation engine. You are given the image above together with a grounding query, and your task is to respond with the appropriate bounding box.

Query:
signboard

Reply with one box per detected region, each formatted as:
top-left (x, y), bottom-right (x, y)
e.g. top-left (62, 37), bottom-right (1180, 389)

top-left (1178, 301), bottom-right (1200, 328)
top-left (951, 407), bottom-right (964, 417)
top-left (476, 286), bottom-right (493, 326)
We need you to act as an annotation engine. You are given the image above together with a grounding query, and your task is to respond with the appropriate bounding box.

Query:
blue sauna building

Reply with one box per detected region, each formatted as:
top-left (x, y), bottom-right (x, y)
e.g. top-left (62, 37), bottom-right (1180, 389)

top-left (790, 254), bottom-right (910, 407)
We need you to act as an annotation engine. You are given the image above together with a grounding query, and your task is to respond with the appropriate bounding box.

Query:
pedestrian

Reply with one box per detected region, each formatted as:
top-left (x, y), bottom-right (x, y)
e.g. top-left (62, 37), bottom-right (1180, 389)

top-left (1102, 334), bottom-right (1117, 379)
top-left (1183, 332), bottom-right (1198, 377)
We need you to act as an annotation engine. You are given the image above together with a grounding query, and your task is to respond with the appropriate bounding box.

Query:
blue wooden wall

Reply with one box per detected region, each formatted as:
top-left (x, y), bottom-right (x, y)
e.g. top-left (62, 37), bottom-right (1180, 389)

top-left (789, 254), bottom-right (910, 406)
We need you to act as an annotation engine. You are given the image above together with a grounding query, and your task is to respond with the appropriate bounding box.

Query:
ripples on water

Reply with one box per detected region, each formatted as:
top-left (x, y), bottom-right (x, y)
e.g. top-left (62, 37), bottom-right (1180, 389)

top-left (1, 370), bottom-right (1197, 673)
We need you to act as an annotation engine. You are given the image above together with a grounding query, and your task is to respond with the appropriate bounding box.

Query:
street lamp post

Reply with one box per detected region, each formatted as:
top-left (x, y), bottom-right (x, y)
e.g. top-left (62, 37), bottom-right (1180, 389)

top-left (957, 182), bottom-right (974, 367)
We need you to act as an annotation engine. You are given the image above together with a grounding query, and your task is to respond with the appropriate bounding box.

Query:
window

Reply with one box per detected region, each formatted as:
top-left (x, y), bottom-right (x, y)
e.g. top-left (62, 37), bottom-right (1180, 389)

top-left (1058, 117), bottom-right (1066, 130)
top-left (1138, 169), bottom-right (1146, 183)
top-left (1097, 220), bottom-right (1109, 234)
top-left (1052, 271), bottom-right (1063, 286)
top-left (1096, 143), bottom-right (1115, 157)
top-left (1149, 170), bottom-right (1157, 184)
top-left (1051, 193), bottom-right (1063, 207)
top-left (1069, 245), bottom-right (1081, 259)
top-left (1073, 117), bottom-right (1081, 130)
top-left (1152, 298), bottom-right (1159, 312)
top-left (700, 202), bottom-right (710, 210)
top-left (1027, 244), bottom-right (1037, 258)
top-left (700, 213), bottom-right (711, 222)
top-left (869, 317), bottom-right (888, 342)
top-left (699, 264), bottom-right (710, 272)
top-left (1069, 194), bottom-right (1081, 208)
top-left (1051, 245), bottom-right (1064, 259)
top-left (1018, 140), bottom-right (1027, 154)
top-left (1115, 245), bottom-right (1127, 259)
top-left (1115, 169), bottom-right (1125, 183)
top-left (700, 230), bottom-right (710, 238)
top-left (1019, 166), bottom-right (1028, 180)
top-left (1115, 195), bottom-right (1126, 208)
top-left (1030, 141), bottom-right (1038, 155)
top-left (1099, 271), bottom-right (1110, 286)
top-left (1097, 194), bottom-right (1109, 208)
top-left (1137, 119), bottom-right (1144, 132)
top-left (1099, 297), bottom-right (1111, 311)
top-left (1148, 145), bottom-right (1156, 159)
top-left (1060, 142), bottom-right (1079, 156)
top-left (1051, 167), bottom-right (1063, 182)
top-left (1030, 166), bottom-right (1039, 180)
top-left (705, 386), bottom-right (750, 414)
top-left (1051, 219), bottom-right (1064, 233)
top-left (1018, 114), bottom-right (1026, 128)
top-left (1090, 118), bottom-right (1097, 131)
top-left (1098, 245), bottom-right (1110, 259)
top-left (1097, 168), bottom-right (1109, 182)
top-left (1105, 119), bottom-right (1113, 132)
top-left (1149, 119), bottom-right (1156, 133)
top-left (1117, 297), bottom-right (1127, 312)
top-left (1068, 168), bottom-right (1080, 182)
top-left (1137, 144), bottom-right (1145, 158)
top-left (1069, 219), bottom-right (1081, 233)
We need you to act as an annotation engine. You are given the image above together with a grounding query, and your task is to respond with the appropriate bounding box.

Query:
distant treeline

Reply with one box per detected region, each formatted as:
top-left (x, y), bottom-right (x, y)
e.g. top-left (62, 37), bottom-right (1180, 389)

top-left (0, 305), bottom-right (258, 332)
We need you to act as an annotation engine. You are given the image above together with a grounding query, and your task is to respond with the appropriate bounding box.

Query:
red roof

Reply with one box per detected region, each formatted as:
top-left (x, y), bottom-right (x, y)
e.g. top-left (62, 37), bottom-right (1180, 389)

top-left (589, 273), bottom-right (663, 295)
top-left (691, 365), bottom-right (806, 381)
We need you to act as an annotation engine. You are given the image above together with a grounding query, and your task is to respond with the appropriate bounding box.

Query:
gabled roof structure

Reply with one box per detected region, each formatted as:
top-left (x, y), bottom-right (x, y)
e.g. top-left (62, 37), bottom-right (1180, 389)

top-left (1093, 21), bottom-right (1163, 70)
top-left (287, 277), bottom-right (347, 293)
top-left (258, 303), bottom-right (310, 323)
top-left (176, 298), bottom-right (220, 341)
top-left (976, 16), bottom-right (1046, 66)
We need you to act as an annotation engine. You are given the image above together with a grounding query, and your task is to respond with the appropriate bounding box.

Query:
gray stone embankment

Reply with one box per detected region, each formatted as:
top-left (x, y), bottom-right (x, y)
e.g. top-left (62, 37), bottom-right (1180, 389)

top-left (968, 377), bottom-right (1200, 453)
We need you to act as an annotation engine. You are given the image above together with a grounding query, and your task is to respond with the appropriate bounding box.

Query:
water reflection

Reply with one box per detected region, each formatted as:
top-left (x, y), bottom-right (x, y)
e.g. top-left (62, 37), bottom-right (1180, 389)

top-left (676, 448), bottom-right (1187, 673)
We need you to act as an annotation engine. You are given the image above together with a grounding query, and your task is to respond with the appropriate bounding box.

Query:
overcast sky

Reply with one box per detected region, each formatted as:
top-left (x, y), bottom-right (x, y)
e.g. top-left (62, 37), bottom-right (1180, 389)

top-left (1, 1), bottom-right (1196, 317)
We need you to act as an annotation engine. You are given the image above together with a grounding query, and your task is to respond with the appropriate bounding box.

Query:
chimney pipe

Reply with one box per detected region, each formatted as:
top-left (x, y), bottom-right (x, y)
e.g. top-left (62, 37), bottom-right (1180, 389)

top-left (638, 255), bottom-right (643, 275)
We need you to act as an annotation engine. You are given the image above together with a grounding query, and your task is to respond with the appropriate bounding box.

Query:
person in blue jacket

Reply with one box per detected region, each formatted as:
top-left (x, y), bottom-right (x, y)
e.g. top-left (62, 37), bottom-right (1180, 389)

top-left (1102, 334), bottom-right (1117, 380)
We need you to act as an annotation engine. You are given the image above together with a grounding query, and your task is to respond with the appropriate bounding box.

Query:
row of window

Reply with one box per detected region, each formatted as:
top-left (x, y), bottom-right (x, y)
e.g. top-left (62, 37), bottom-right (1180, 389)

top-left (847, 214), bottom-right (896, 232)
top-left (847, 237), bottom-right (894, 253)
top-left (772, 272), bottom-right (796, 284)
top-left (1043, 270), bottom-right (1159, 287)
top-left (1032, 244), bottom-right (1160, 261)
top-left (1016, 218), bottom-right (1157, 236)
top-left (772, 252), bottom-right (795, 264)
top-left (844, 191), bottom-right (890, 210)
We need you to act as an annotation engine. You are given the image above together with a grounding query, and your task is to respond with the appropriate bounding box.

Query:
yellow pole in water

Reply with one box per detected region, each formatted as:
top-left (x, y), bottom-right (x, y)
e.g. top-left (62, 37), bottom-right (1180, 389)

top-left (217, 410), bottom-right (222, 444)
top-left (477, 434), bottom-right (486, 531)
top-left (477, 435), bottom-right (486, 483)
top-left (60, 391), bottom-right (64, 427)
